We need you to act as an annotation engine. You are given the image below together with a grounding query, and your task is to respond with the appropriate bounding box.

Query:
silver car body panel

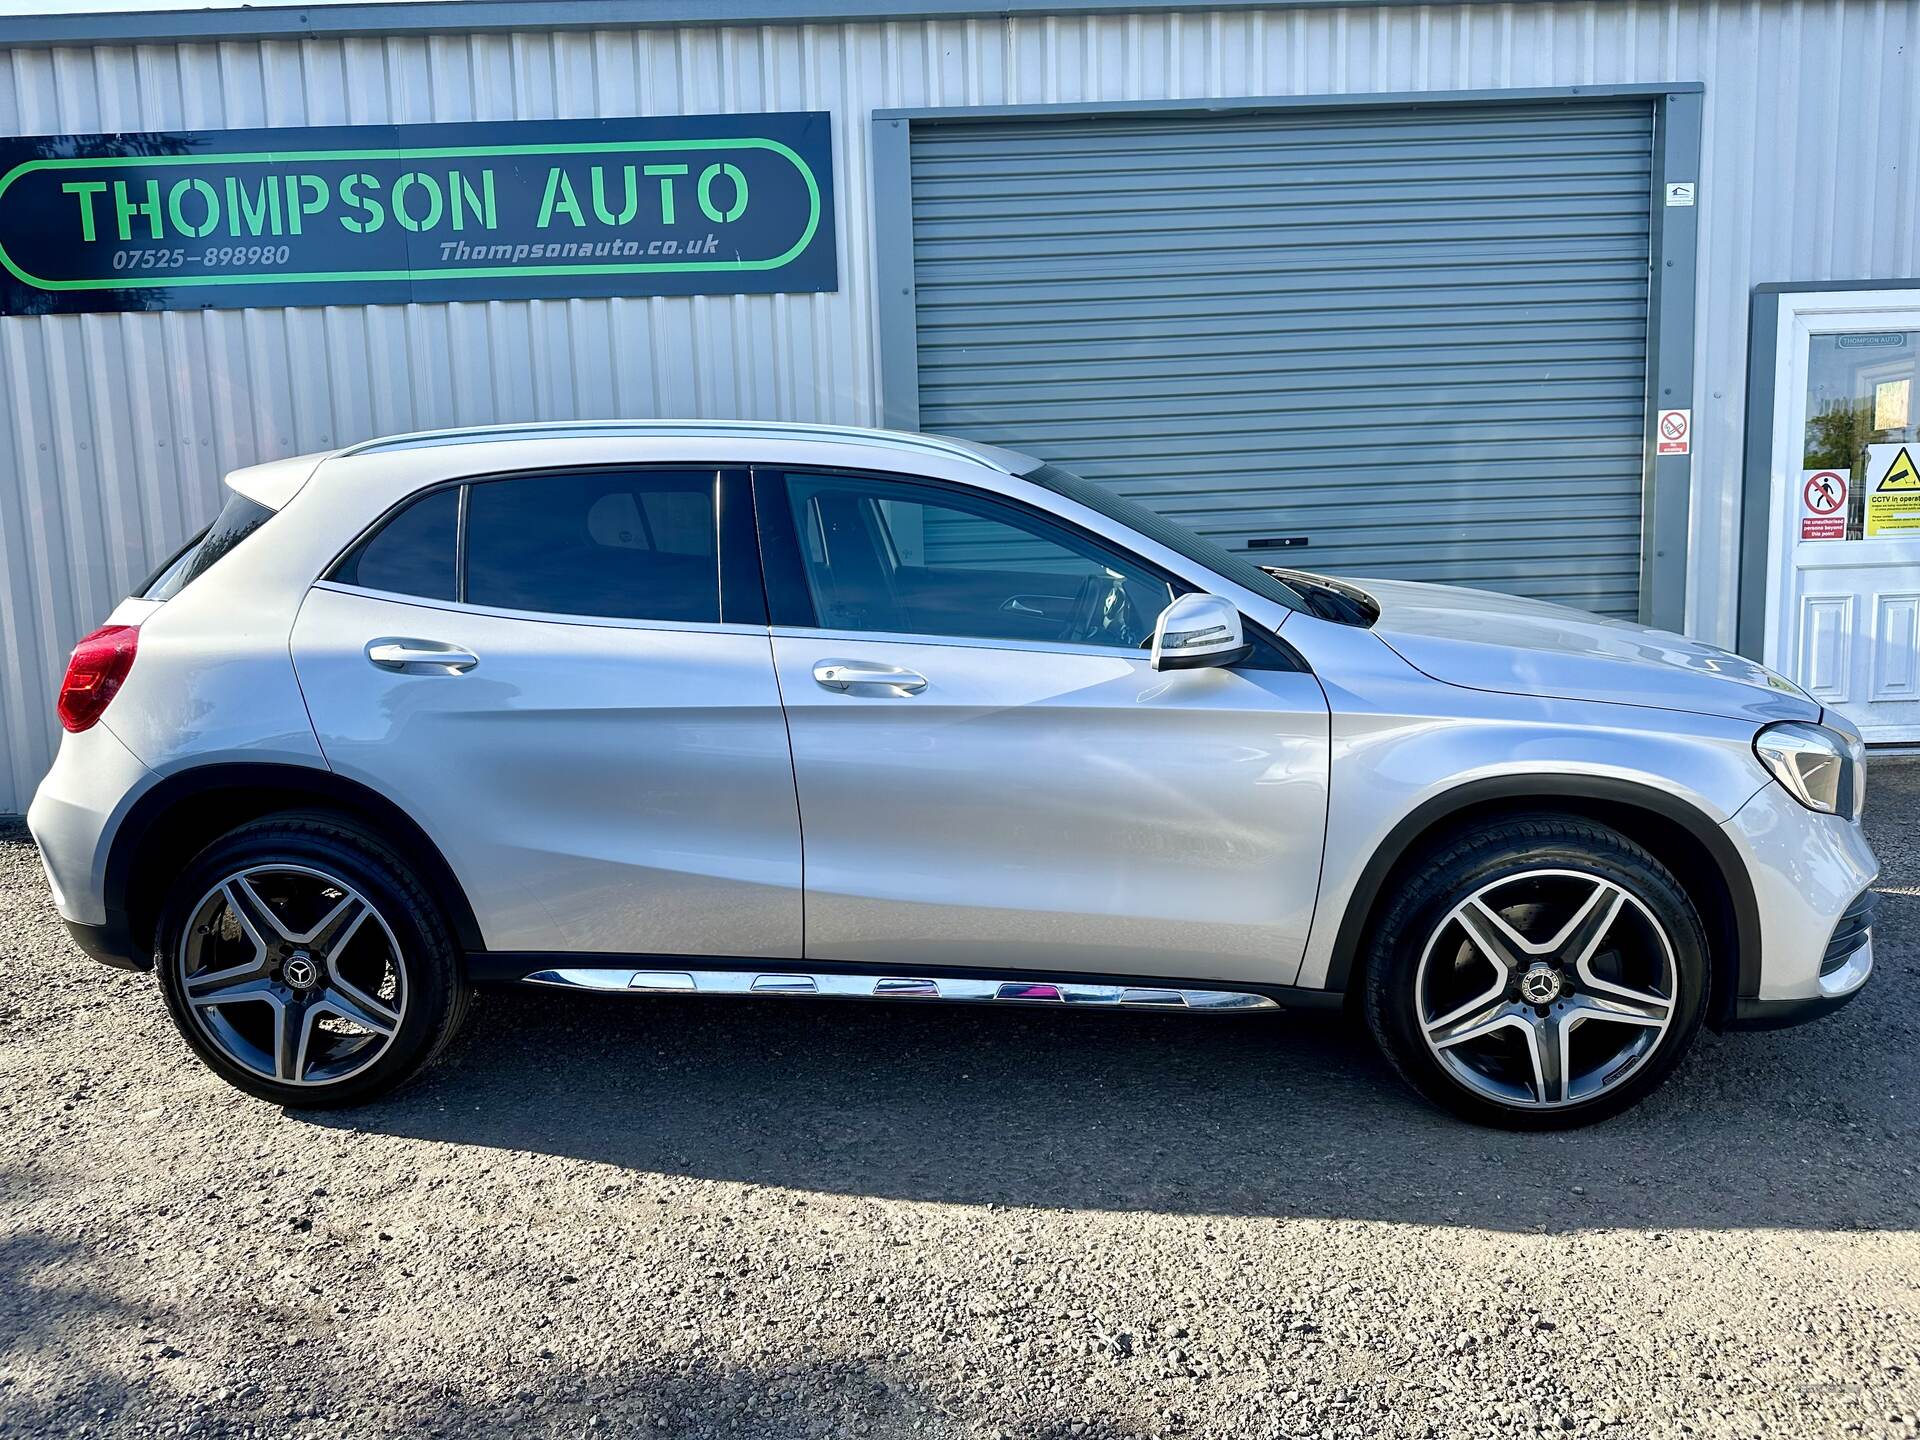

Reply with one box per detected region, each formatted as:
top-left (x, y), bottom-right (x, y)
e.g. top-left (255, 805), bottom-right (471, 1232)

top-left (1356, 576), bottom-right (1821, 724)
top-left (769, 629), bottom-right (1329, 982)
top-left (25, 421), bottom-right (1879, 1026)
top-left (291, 584), bottom-right (804, 957)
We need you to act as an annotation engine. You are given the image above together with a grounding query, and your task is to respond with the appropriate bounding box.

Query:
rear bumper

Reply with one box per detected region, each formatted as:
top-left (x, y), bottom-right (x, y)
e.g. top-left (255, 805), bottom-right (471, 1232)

top-left (28, 722), bottom-right (155, 971)
top-left (62, 915), bottom-right (146, 972)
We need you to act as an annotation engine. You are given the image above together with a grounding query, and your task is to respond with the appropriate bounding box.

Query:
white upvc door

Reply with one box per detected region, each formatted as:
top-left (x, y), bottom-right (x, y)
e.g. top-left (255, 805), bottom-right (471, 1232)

top-left (1762, 289), bottom-right (1920, 744)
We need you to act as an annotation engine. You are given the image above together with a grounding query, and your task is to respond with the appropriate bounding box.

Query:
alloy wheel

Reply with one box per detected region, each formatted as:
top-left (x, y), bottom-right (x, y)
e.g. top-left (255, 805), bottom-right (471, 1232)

top-left (1414, 868), bottom-right (1677, 1110)
top-left (175, 864), bottom-right (407, 1088)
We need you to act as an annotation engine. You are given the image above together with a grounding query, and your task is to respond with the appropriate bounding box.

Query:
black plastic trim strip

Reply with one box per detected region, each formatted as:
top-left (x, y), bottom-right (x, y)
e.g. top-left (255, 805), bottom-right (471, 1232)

top-left (1319, 774), bottom-right (1764, 1007)
top-left (1729, 985), bottom-right (1869, 1031)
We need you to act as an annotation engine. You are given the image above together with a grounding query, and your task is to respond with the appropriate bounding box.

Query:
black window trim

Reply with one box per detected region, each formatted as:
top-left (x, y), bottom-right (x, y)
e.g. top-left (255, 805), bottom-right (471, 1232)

top-left (748, 463), bottom-right (1305, 672)
top-left (322, 463), bottom-right (761, 628)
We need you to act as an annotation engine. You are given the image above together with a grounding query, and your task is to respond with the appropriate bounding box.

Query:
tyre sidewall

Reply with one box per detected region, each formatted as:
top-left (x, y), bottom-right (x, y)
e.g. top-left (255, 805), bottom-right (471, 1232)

top-left (155, 817), bottom-right (463, 1108)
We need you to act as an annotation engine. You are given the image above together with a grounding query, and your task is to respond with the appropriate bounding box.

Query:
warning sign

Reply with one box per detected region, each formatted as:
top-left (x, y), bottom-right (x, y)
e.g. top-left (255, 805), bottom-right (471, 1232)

top-left (1866, 443), bottom-right (1920, 536)
top-left (1656, 408), bottom-right (1691, 455)
top-left (1799, 469), bottom-right (1847, 541)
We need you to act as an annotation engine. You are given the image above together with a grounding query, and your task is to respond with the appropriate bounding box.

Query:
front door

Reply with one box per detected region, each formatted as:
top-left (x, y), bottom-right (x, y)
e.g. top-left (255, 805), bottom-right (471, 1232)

top-left (1763, 291), bottom-right (1920, 743)
top-left (756, 466), bottom-right (1330, 986)
top-left (291, 467), bottom-right (803, 958)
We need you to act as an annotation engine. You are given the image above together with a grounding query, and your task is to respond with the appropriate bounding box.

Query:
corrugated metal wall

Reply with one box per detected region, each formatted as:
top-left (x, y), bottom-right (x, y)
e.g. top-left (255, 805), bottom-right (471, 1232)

top-left (907, 100), bottom-right (1657, 616)
top-left (2, 1), bottom-right (1916, 811)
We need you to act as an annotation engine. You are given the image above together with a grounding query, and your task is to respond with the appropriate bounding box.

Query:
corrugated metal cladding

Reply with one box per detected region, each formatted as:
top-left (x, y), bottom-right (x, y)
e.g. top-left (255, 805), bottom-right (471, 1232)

top-left (1, 1), bottom-right (1917, 812)
top-left (908, 101), bottom-right (1655, 616)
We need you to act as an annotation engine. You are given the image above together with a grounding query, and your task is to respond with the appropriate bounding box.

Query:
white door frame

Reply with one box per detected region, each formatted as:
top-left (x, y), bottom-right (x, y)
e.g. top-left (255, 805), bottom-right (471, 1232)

top-left (1754, 286), bottom-right (1920, 740)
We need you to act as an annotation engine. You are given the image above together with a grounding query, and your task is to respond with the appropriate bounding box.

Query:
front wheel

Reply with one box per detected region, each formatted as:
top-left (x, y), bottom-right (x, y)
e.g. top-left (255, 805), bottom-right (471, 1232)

top-left (1362, 816), bottom-right (1710, 1129)
top-left (154, 813), bottom-right (470, 1107)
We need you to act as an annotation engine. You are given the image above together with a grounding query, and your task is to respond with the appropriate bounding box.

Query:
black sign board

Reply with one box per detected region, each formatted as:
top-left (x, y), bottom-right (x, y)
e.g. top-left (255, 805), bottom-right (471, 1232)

top-left (0, 112), bottom-right (835, 315)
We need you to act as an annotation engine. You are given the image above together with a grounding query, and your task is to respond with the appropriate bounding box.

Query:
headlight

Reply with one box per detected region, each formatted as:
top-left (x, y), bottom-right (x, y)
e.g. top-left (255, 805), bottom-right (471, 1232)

top-left (1754, 721), bottom-right (1866, 820)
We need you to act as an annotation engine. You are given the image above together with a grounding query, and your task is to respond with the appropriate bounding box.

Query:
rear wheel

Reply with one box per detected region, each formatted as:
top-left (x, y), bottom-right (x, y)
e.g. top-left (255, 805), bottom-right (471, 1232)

top-left (155, 814), bottom-right (469, 1107)
top-left (1362, 816), bottom-right (1709, 1129)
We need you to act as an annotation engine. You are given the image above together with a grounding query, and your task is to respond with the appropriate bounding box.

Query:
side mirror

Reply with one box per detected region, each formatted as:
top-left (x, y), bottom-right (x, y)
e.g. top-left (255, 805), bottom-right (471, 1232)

top-left (1150, 593), bottom-right (1252, 671)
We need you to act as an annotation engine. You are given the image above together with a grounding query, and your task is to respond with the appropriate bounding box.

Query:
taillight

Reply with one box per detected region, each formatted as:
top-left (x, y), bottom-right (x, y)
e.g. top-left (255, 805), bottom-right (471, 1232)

top-left (57, 625), bottom-right (139, 733)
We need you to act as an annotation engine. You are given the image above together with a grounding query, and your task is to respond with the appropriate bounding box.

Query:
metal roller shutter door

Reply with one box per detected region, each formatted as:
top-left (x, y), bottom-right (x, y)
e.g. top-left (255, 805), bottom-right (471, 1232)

top-left (906, 100), bottom-right (1655, 617)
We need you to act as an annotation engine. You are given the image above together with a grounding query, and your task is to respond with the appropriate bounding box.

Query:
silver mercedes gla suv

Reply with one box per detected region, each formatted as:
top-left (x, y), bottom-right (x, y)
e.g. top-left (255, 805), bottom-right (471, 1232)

top-left (29, 422), bottom-right (1878, 1128)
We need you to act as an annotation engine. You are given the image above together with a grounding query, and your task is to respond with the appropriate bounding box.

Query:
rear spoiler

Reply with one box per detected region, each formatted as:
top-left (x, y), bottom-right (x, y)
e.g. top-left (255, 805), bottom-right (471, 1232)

top-left (225, 450), bottom-right (329, 511)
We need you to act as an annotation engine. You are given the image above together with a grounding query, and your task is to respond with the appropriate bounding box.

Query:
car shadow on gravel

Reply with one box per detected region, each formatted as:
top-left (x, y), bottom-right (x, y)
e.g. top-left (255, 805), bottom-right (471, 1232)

top-left (301, 872), bottom-right (1918, 1236)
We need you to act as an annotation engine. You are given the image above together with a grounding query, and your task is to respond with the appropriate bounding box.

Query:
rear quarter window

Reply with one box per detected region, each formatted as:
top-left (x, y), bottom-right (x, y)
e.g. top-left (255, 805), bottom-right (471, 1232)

top-left (143, 493), bottom-right (276, 600)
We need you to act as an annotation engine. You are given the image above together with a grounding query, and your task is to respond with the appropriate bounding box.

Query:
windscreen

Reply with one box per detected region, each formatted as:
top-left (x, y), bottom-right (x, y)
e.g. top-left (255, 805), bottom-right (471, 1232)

top-left (1020, 462), bottom-right (1308, 616)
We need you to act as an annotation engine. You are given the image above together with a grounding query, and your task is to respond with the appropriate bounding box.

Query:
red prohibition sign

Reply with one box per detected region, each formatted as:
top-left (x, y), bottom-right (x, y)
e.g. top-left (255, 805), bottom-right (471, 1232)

top-left (1803, 471), bottom-right (1847, 515)
top-left (1660, 411), bottom-right (1688, 441)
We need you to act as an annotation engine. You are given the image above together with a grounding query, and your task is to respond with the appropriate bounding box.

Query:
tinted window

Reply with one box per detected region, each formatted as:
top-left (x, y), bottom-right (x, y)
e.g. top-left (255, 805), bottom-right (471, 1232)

top-left (331, 486), bottom-right (459, 601)
top-left (144, 492), bottom-right (276, 600)
top-left (786, 473), bottom-right (1172, 648)
top-left (466, 471), bottom-right (719, 622)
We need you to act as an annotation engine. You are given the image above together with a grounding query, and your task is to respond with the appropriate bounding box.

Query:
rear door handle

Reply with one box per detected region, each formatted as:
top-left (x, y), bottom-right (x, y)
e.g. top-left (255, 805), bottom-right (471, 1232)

top-left (366, 639), bottom-right (479, 673)
top-left (812, 660), bottom-right (927, 695)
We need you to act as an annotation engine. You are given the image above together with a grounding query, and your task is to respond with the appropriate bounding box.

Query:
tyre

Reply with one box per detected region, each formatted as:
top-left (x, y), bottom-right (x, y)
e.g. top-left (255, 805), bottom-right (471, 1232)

top-left (1362, 815), bottom-right (1709, 1129)
top-left (154, 812), bottom-right (470, 1107)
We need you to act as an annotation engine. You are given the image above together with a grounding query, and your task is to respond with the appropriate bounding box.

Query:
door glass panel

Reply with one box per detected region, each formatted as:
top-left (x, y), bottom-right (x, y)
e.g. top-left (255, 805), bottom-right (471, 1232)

top-left (785, 473), bottom-right (1173, 647)
top-left (1803, 330), bottom-right (1920, 539)
top-left (465, 471), bottom-right (720, 622)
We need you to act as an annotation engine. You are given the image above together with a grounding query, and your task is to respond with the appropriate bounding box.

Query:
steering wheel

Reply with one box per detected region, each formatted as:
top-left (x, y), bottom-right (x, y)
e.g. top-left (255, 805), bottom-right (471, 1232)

top-left (1062, 572), bottom-right (1143, 647)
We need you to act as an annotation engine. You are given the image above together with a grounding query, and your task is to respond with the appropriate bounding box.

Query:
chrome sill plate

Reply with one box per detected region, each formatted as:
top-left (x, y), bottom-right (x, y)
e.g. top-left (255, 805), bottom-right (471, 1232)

top-left (522, 967), bottom-right (1279, 1011)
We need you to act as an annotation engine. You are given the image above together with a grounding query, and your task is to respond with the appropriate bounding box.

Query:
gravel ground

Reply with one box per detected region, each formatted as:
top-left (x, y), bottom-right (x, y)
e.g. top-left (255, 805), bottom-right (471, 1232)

top-left (2, 765), bottom-right (1917, 1440)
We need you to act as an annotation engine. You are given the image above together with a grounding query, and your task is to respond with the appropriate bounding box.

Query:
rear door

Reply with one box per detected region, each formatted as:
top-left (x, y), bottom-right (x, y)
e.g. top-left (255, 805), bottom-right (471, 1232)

top-left (757, 466), bottom-right (1330, 985)
top-left (290, 467), bottom-right (802, 958)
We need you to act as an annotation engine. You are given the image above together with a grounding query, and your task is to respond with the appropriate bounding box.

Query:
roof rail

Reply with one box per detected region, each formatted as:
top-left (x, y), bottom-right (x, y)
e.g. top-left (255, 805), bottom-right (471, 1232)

top-left (338, 418), bottom-right (1033, 472)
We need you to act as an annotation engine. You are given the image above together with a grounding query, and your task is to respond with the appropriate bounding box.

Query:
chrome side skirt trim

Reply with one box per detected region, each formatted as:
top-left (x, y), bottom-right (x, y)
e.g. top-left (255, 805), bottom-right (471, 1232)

top-left (521, 967), bottom-right (1281, 1011)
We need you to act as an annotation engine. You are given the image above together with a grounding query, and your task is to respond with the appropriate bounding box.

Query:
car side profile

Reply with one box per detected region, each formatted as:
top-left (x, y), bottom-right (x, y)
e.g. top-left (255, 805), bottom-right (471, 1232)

top-left (29, 422), bottom-right (1878, 1127)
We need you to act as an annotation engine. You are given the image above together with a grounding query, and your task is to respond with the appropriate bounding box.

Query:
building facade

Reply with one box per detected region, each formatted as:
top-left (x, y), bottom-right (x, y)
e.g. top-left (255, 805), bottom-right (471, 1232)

top-left (1, 0), bottom-right (1917, 811)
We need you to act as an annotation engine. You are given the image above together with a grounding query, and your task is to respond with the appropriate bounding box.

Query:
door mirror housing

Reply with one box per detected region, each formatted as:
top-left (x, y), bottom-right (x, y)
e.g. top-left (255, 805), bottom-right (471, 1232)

top-left (1150, 593), bottom-right (1252, 671)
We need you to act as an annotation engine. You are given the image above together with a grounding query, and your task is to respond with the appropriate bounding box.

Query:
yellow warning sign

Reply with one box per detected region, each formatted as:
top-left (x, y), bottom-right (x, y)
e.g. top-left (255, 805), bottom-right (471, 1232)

top-left (1877, 446), bottom-right (1920, 489)
top-left (1866, 443), bottom-right (1920, 535)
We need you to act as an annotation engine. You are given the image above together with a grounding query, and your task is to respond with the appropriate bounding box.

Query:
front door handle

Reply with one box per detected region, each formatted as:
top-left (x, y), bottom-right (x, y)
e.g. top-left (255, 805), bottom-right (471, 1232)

top-left (812, 660), bottom-right (927, 695)
top-left (367, 639), bottom-right (479, 673)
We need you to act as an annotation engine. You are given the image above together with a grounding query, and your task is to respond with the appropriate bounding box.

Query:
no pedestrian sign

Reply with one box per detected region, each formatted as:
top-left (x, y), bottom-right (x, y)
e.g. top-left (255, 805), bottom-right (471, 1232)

top-left (1799, 469), bottom-right (1847, 541)
top-left (1656, 409), bottom-right (1691, 456)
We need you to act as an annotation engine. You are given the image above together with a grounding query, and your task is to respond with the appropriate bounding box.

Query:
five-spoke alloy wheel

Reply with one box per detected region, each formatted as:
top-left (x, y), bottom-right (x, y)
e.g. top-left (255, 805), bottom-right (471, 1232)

top-left (1364, 816), bottom-right (1709, 1129)
top-left (1415, 870), bottom-right (1677, 1110)
top-left (156, 815), bottom-right (468, 1106)
top-left (177, 864), bottom-right (408, 1088)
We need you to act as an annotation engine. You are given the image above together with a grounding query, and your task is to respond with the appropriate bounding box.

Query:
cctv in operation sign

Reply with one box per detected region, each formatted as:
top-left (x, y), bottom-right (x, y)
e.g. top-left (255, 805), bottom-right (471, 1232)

top-left (0, 112), bottom-right (836, 314)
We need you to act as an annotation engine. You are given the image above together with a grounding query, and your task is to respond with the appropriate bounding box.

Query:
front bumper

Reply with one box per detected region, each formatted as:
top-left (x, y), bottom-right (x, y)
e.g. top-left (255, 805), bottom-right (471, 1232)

top-left (1721, 781), bottom-right (1878, 1029)
top-left (1729, 888), bottom-right (1874, 1029)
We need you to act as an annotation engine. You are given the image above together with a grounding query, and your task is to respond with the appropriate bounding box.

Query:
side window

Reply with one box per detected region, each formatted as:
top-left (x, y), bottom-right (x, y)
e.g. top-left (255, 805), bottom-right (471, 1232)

top-left (145, 493), bottom-right (276, 601)
top-left (330, 486), bottom-right (459, 601)
top-left (783, 473), bottom-right (1174, 648)
top-left (465, 470), bottom-right (719, 623)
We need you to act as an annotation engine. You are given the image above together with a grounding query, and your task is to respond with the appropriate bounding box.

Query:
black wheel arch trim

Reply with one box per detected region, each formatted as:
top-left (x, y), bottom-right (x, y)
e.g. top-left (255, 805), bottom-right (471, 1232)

top-left (101, 761), bottom-right (486, 968)
top-left (1321, 774), bottom-right (1763, 1014)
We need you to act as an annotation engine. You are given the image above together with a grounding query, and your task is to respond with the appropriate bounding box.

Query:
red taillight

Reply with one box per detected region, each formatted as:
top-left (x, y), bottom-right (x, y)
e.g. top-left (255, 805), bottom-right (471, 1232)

top-left (57, 624), bottom-right (138, 733)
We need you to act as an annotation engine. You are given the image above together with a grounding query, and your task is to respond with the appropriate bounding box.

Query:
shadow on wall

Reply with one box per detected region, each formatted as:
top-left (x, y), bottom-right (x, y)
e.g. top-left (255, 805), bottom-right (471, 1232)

top-left (301, 875), bottom-right (1918, 1237)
